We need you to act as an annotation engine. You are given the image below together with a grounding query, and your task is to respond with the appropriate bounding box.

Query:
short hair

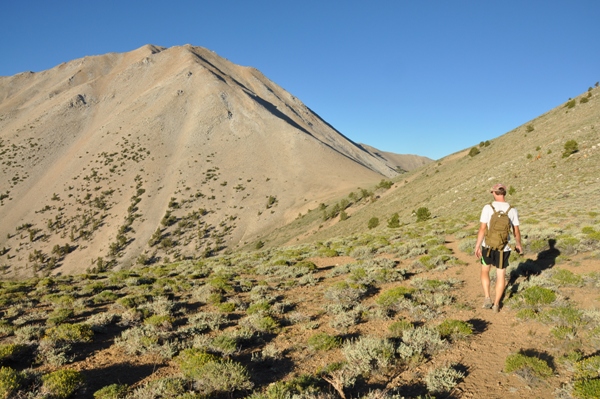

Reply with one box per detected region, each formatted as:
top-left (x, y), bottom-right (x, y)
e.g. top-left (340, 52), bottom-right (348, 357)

top-left (494, 187), bottom-right (507, 196)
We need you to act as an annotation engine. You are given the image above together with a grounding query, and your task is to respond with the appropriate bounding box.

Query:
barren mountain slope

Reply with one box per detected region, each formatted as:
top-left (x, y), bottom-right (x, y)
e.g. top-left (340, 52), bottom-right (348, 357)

top-left (359, 143), bottom-right (433, 172)
top-left (0, 44), bottom-right (423, 277)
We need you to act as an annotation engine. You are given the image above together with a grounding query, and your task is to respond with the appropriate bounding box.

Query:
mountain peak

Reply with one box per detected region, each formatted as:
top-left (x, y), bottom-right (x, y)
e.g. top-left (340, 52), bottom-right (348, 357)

top-left (0, 44), bottom-right (428, 276)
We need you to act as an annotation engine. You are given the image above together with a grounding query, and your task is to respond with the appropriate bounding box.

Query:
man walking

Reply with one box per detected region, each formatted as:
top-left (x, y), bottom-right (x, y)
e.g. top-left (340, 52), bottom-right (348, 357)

top-left (475, 183), bottom-right (522, 312)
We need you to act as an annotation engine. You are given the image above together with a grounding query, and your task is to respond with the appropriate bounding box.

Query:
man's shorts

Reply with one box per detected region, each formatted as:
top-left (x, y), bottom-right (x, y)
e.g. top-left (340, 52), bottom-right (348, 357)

top-left (481, 246), bottom-right (510, 269)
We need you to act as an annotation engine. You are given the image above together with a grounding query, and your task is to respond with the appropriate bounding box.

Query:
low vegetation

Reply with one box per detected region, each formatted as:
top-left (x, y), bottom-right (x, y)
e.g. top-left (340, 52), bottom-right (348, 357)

top-left (0, 211), bottom-right (598, 398)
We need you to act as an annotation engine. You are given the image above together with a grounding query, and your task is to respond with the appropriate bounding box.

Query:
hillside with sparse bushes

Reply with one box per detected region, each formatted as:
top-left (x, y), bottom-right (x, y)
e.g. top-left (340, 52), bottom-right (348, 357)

top-left (0, 44), bottom-right (431, 278)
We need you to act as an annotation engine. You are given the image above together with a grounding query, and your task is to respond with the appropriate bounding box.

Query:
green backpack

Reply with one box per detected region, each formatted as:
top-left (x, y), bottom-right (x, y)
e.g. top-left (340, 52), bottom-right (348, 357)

top-left (484, 203), bottom-right (512, 264)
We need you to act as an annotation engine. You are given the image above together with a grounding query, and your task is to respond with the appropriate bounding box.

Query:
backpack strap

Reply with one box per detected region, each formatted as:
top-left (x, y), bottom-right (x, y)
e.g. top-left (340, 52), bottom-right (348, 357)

top-left (485, 203), bottom-right (494, 258)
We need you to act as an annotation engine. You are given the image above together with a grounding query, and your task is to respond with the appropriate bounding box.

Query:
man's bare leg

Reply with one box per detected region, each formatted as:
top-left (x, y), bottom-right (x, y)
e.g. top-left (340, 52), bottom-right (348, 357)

top-left (494, 268), bottom-right (507, 309)
top-left (480, 264), bottom-right (492, 308)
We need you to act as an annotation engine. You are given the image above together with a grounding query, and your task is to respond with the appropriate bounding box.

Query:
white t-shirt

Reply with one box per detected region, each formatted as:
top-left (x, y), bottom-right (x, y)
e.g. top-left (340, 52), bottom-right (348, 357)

top-left (479, 201), bottom-right (519, 251)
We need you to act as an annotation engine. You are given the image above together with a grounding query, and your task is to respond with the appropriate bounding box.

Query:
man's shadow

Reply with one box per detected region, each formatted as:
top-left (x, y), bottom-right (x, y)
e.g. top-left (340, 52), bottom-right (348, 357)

top-left (508, 239), bottom-right (560, 286)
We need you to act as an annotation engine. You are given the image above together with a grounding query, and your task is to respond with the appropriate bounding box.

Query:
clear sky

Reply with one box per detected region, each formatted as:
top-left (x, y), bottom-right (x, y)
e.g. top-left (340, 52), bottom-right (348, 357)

top-left (1, 1), bottom-right (599, 160)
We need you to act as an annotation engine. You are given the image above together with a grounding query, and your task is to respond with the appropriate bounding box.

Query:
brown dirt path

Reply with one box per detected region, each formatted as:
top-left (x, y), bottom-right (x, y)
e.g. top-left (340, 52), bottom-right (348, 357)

top-left (442, 235), bottom-right (557, 399)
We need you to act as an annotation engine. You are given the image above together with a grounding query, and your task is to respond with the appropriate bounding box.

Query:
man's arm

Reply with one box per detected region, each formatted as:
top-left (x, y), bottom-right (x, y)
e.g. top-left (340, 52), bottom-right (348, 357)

top-left (513, 225), bottom-right (523, 255)
top-left (474, 222), bottom-right (487, 259)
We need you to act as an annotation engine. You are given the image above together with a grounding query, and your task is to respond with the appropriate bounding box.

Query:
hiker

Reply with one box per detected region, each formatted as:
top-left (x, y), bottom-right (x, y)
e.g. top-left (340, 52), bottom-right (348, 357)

top-left (475, 183), bottom-right (522, 312)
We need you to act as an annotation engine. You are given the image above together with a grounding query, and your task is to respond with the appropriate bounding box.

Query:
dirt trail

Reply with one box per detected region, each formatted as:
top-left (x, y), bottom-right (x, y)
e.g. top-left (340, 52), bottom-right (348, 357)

top-left (443, 236), bottom-right (555, 399)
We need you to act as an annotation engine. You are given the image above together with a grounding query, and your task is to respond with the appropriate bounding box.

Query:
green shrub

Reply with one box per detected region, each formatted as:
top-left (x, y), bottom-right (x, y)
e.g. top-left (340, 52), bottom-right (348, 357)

top-left (376, 286), bottom-right (414, 308)
top-left (468, 147), bottom-right (480, 157)
top-left (93, 290), bottom-right (119, 304)
top-left (458, 238), bottom-right (477, 255)
top-left (582, 227), bottom-right (600, 241)
top-left (307, 333), bottom-right (342, 351)
top-left (527, 238), bottom-right (549, 253)
top-left (0, 366), bottom-right (20, 399)
top-left (376, 179), bottom-right (393, 190)
top-left (558, 235), bottom-right (580, 255)
top-left (295, 260), bottom-right (317, 272)
top-left (573, 379), bottom-right (600, 399)
top-left (175, 349), bottom-right (221, 379)
top-left (539, 306), bottom-right (584, 326)
top-left (258, 375), bottom-right (320, 399)
top-left (324, 281), bottom-right (367, 308)
top-left (41, 369), bottom-right (85, 399)
top-left (520, 286), bottom-right (556, 306)
top-left (47, 308), bottom-right (75, 326)
top-left (565, 99), bottom-right (577, 109)
top-left (115, 325), bottom-right (173, 357)
top-left (250, 315), bottom-right (279, 333)
top-left (504, 353), bottom-right (553, 379)
top-left (143, 314), bottom-right (174, 330)
top-left (127, 377), bottom-right (185, 398)
top-left (388, 320), bottom-right (414, 338)
top-left (368, 217), bottom-right (379, 229)
top-left (416, 207), bottom-right (431, 222)
top-left (550, 268), bottom-right (584, 286)
top-left (44, 323), bottom-right (94, 344)
top-left (0, 321), bottom-right (13, 338)
top-left (572, 355), bottom-right (600, 398)
top-left (318, 248), bottom-right (338, 257)
top-left (193, 360), bottom-right (253, 395)
top-left (428, 245), bottom-right (452, 256)
top-left (207, 292), bottom-right (224, 305)
top-left (339, 210), bottom-right (349, 221)
top-left (574, 355), bottom-right (600, 380)
top-left (93, 383), bottom-right (128, 399)
top-left (437, 319), bottom-right (473, 340)
top-left (42, 294), bottom-right (75, 307)
top-left (397, 326), bottom-right (446, 363)
top-left (425, 364), bottom-right (464, 394)
top-left (561, 350), bottom-right (584, 366)
top-left (0, 344), bottom-right (26, 363)
top-left (210, 334), bottom-right (238, 356)
top-left (117, 295), bottom-right (149, 309)
top-left (218, 302), bottom-right (236, 312)
top-left (208, 273), bottom-right (234, 292)
top-left (412, 278), bottom-right (454, 292)
top-left (387, 213), bottom-right (400, 228)
top-left (187, 311), bottom-right (226, 332)
top-left (342, 336), bottom-right (395, 376)
top-left (550, 325), bottom-right (576, 340)
top-left (174, 349), bottom-right (252, 394)
top-left (563, 139), bottom-right (579, 157)
top-left (515, 308), bottom-right (537, 320)
top-left (82, 282), bottom-right (105, 295)
top-left (247, 301), bottom-right (272, 315)
top-left (85, 312), bottom-right (119, 333)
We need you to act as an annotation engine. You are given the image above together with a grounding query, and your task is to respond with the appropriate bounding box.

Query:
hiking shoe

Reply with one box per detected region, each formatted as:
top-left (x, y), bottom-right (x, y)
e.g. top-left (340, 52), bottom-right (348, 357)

top-left (482, 298), bottom-right (493, 309)
top-left (492, 305), bottom-right (500, 313)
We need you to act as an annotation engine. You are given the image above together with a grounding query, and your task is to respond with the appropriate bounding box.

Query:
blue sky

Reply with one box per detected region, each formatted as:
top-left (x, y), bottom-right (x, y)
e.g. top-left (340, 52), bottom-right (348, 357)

top-left (1, 1), bottom-right (599, 160)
